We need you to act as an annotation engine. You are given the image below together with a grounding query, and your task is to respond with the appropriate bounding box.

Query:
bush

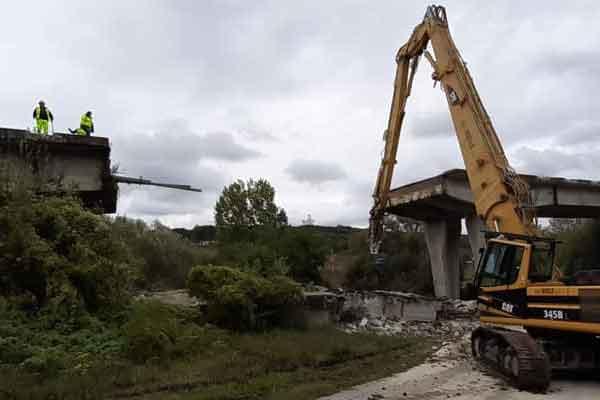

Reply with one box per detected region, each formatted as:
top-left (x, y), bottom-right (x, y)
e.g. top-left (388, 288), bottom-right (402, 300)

top-left (20, 348), bottom-right (66, 375)
top-left (122, 301), bottom-right (180, 363)
top-left (215, 226), bottom-right (330, 284)
top-left (277, 228), bottom-right (328, 283)
top-left (0, 186), bottom-right (134, 316)
top-left (111, 218), bottom-right (217, 289)
top-left (187, 266), bottom-right (303, 331)
top-left (344, 231), bottom-right (433, 294)
top-left (0, 336), bottom-right (34, 364)
top-left (555, 220), bottom-right (600, 276)
top-left (122, 300), bottom-right (215, 363)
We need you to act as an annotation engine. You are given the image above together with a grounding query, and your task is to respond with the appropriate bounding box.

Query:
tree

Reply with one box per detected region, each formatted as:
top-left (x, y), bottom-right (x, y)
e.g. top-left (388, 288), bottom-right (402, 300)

top-left (215, 179), bottom-right (287, 242)
top-left (555, 219), bottom-right (600, 277)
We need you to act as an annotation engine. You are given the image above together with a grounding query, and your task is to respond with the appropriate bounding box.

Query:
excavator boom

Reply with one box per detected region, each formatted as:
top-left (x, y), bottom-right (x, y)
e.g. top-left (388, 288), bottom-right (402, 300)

top-left (368, 5), bottom-right (534, 255)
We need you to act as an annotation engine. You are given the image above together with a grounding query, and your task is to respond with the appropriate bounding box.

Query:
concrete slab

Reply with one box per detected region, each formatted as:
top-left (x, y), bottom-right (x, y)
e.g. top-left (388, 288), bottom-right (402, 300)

top-left (387, 169), bottom-right (600, 220)
top-left (0, 128), bottom-right (117, 212)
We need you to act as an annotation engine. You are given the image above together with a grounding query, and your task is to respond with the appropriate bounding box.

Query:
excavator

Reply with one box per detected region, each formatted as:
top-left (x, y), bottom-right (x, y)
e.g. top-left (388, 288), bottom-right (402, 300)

top-left (369, 5), bottom-right (600, 391)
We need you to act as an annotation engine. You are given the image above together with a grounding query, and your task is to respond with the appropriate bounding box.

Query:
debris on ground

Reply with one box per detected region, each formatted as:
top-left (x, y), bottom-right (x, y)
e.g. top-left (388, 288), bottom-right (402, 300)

top-left (342, 317), bottom-right (479, 339)
top-left (337, 291), bottom-right (478, 340)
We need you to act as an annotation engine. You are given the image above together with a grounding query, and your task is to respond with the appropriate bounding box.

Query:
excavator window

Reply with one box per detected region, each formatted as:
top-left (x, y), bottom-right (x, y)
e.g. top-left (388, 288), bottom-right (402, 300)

top-left (479, 243), bottom-right (524, 287)
top-left (529, 243), bottom-right (554, 282)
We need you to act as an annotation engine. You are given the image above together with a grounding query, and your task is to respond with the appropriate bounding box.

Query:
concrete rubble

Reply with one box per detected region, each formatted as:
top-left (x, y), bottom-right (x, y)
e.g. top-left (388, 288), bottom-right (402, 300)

top-left (301, 286), bottom-right (479, 336)
top-left (339, 292), bottom-right (478, 338)
top-left (343, 317), bottom-right (479, 338)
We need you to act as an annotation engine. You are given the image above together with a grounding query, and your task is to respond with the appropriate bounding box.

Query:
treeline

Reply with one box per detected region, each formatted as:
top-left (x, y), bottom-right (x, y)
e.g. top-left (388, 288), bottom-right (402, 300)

top-left (549, 218), bottom-right (600, 276)
top-left (173, 224), bottom-right (360, 245)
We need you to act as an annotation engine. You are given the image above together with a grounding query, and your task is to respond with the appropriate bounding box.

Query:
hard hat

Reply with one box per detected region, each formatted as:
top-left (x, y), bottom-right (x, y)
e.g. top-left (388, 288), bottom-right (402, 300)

top-left (38, 100), bottom-right (45, 105)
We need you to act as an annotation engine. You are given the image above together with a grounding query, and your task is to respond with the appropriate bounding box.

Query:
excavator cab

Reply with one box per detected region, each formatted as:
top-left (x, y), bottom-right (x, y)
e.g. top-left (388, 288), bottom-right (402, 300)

top-left (473, 233), bottom-right (558, 295)
top-left (463, 236), bottom-right (529, 300)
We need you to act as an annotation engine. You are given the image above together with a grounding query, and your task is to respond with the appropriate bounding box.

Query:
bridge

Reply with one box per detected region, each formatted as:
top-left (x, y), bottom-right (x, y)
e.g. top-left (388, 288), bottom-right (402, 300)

top-left (386, 169), bottom-right (600, 298)
top-left (0, 128), bottom-right (201, 213)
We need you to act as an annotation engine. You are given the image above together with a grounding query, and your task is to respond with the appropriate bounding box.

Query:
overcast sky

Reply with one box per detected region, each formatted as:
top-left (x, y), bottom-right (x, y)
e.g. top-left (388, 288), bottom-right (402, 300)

top-left (2, 1), bottom-right (599, 227)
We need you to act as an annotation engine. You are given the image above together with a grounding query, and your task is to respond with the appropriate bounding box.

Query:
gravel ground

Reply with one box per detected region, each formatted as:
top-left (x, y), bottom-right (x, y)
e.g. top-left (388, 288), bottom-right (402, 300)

top-left (319, 329), bottom-right (600, 400)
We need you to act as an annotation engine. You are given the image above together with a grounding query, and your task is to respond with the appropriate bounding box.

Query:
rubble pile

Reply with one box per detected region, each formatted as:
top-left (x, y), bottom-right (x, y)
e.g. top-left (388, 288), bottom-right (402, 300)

top-left (342, 317), bottom-right (479, 338)
top-left (441, 298), bottom-right (478, 318)
top-left (340, 296), bottom-right (479, 339)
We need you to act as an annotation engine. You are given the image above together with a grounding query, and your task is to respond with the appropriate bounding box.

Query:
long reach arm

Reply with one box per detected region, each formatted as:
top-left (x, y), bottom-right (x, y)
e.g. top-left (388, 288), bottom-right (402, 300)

top-left (369, 5), bottom-right (535, 254)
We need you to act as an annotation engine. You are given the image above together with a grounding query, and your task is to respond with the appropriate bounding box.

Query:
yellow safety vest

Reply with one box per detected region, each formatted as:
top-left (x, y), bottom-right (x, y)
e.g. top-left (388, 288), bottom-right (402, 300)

top-left (80, 114), bottom-right (93, 129)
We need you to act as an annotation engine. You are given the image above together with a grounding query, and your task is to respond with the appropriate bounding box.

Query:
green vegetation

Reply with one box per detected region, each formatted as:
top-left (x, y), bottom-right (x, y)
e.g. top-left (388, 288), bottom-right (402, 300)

top-left (110, 217), bottom-right (217, 289)
top-left (1, 301), bottom-right (434, 400)
top-left (188, 265), bottom-right (303, 330)
top-left (215, 178), bottom-right (288, 243)
top-left (550, 218), bottom-right (600, 277)
top-left (328, 229), bottom-right (434, 295)
top-left (173, 225), bottom-right (216, 242)
top-left (0, 175), bottom-right (437, 399)
top-left (213, 179), bottom-right (337, 284)
top-left (0, 184), bottom-right (133, 317)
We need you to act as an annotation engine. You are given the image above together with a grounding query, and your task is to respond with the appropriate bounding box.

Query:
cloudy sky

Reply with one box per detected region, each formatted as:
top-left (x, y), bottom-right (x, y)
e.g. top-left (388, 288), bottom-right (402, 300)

top-left (2, 1), bottom-right (599, 227)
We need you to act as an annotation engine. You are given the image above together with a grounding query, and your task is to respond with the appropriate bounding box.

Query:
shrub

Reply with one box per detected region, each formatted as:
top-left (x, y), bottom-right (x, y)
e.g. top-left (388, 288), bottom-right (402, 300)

top-left (216, 226), bottom-right (329, 283)
top-left (122, 301), bottom-right (181, 363)
top-left (276, 228), bottom-right (328, 283)
top-left (0, 186), bottom-right (134, 316)
top-left (0, 336), bottom-right (34, 364)
top-left (20, 348), bottom-right (66, 375)
top-left (344, 231), bottom-right (433, 294)
top-left (555, 220), bottom-right (600, 276)
top-left (187, 266), bottom-right (303, 331)
top-left (110, 218), bottom-right (217, 289)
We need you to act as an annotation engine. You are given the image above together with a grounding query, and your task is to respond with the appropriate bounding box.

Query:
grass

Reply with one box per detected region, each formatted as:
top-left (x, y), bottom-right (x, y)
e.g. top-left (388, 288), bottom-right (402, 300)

top-left (0, 316), bottom-right (435, 400)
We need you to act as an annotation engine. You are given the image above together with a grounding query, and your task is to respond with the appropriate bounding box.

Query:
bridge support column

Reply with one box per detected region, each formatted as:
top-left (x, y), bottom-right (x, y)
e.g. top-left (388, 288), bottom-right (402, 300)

top-left (424, 218), bottom-right (461, 298)
top-left (466, 215), bottom-right (486, 271)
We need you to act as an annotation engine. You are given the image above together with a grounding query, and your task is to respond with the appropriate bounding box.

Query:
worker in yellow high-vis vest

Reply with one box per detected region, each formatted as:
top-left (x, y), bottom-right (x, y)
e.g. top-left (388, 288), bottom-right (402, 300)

top-left (32, 100), bottom-right (54, 134)
top-left (70, 111), bottom-right (94, 136)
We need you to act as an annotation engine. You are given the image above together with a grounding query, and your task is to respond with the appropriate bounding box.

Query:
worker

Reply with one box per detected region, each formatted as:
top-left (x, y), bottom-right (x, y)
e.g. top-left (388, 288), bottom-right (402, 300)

top-left (32, 100), bottom-right (54, 135)
top-left (69, 111), bottom-right (94, 136)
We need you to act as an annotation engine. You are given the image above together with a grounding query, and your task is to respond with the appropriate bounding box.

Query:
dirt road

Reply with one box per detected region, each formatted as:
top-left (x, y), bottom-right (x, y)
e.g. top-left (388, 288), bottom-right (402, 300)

top-left (319, 337), bottom-right (600, 400)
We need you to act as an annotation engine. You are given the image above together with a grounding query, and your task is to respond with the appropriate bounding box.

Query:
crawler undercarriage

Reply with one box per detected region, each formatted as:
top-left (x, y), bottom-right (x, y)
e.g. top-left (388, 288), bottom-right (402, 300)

top-left (472, 326), bottom-right (600, 391)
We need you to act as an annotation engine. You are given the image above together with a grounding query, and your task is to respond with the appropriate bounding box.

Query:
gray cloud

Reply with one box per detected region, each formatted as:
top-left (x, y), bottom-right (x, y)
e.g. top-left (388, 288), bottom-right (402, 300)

top-left (534, 50), bottom-right (600, 79)
top-left (408, 112), bottom-right (453, 138)
top-left (200, 132), bottom-right (262, 161)
top-left (285, 159), bottom-right (347, 185)
top-left (112, 122), bottom-right (261, 169)
top-left (512, 146), bottom-right (597, 178)
top-left (555, 121), bottom-right (600, 147)
top-left (237, 126), bottom-right (279, 142)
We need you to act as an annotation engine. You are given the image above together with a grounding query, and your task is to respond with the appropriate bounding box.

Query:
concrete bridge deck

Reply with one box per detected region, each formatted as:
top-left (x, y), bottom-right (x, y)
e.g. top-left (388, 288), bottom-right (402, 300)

top-left (0, 128), bottom-right (117, 212)
top-left (386, 169), bottom-right (600, 298)
top-left (387, 168), bottom-right (600, 219)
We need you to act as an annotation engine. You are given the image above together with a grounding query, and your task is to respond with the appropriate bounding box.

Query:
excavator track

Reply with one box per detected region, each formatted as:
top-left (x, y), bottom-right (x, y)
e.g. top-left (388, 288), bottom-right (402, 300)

top-left (472, 327), bottom-right (550, 392)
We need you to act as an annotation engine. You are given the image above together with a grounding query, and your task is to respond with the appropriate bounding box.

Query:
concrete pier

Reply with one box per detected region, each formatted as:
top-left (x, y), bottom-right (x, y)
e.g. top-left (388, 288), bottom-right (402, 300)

top-left (424, 219), bottom-right (461, 298)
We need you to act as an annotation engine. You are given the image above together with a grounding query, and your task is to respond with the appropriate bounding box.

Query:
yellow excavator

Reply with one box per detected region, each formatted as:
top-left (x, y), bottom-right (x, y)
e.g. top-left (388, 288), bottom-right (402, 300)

top-left (369, 5), bottom-right (600, 391)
